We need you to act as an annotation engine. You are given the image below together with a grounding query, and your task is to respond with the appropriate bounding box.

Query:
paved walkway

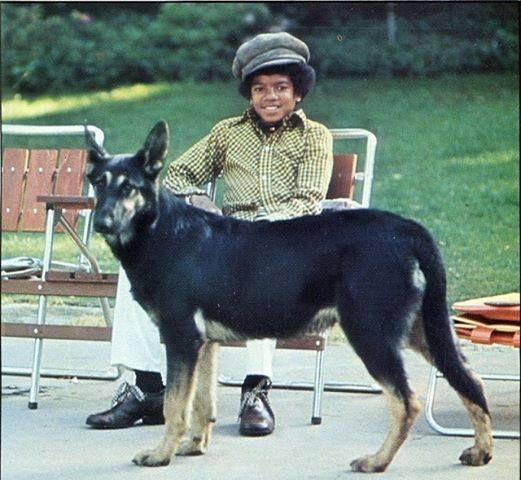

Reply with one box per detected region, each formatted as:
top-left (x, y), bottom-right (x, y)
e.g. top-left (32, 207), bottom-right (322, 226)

top-left (1, 308), bottom-right (519, 480)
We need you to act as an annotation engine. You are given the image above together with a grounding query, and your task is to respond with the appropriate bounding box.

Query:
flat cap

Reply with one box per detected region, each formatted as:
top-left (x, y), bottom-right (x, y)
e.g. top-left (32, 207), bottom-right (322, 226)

top-left (232, 32), bottom-right (310, 80)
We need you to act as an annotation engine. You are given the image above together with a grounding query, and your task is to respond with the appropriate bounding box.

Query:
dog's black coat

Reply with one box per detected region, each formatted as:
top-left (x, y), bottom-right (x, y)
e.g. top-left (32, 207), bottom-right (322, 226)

top-left (86, 121), bottom-right (492, 471)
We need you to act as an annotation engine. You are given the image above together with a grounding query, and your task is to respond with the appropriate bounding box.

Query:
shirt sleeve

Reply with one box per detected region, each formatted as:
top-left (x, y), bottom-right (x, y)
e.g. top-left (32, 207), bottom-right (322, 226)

top-left (162, 123), bottom-right (227, 196)
top-left (259, 125), bottom-right (333, 220)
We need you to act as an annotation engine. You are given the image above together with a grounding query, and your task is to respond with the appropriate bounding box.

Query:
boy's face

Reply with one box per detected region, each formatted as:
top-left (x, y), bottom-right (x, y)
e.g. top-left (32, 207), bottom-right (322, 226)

top-left (250, 73), bottom-right (299, 125)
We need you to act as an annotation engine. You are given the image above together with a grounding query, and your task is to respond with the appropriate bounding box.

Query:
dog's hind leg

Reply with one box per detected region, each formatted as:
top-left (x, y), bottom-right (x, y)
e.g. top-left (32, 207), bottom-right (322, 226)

top-left (349, 351), bottom-right (421, 473)
top-left (133, 337), bottom-right (202, 467)
top-left (338, 300), bottom-right (421, 472)
top-left (177, 341), bottom-right (219, 456)
top-left (408, 317), bottom-right (493, 466)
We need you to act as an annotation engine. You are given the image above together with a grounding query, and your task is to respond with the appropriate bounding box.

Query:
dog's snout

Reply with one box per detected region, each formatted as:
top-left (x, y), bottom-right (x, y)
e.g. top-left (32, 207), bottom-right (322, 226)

top-left (94, 212), bottom-right (115, 234)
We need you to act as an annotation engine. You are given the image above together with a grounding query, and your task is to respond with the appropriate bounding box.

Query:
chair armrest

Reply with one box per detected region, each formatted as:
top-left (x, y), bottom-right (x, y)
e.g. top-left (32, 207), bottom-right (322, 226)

top-left (320, 198), bottom-right (362, 211)
top-left (37, 195), bottom-right (95, 210)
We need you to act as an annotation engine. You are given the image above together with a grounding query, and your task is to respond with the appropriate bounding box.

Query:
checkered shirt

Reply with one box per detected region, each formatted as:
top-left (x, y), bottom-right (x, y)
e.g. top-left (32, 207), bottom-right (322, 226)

top-left (163, 108), bottom-right (333, 221)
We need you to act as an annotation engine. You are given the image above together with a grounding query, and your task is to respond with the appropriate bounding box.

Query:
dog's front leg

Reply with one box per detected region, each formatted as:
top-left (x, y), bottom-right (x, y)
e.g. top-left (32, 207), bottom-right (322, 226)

top-left (133, 342), bottom-right (201, 467)
top-left (177, 341), bottom-right (219, 456)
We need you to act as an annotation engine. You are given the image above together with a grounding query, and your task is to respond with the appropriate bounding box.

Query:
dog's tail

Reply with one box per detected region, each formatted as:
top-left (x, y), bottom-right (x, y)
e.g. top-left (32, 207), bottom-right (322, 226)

top-left (413, 224), bottom-right (489, 414)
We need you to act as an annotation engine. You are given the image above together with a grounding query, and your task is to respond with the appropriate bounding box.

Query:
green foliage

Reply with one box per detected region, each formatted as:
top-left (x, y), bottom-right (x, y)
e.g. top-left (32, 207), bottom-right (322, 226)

top-left (303, 4), bottom-right (519, 78)
top-left (1, 3), bottom-right (270, 93)
top-left (1, 4), bottom-right (155, 92)
top-left (1, 3), bottom-right (518, 94)
top-left (150, 3), bottom-right (271, 81)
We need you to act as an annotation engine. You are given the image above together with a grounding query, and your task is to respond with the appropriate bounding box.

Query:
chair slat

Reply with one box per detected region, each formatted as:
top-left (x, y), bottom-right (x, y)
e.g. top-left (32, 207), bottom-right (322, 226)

top-left (327, 154), bottom-right (357, 200)
top-left (1, 149), bottom-right (29, 231)
top-left (55, 149), bottom-right (87, 229)
top-left (19, 149), bottom-right (58, 232)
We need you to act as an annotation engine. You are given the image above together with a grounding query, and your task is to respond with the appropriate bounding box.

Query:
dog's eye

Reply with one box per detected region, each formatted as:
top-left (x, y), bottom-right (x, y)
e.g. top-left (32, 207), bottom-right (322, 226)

top-left (93, 178), bottom-right (105, 190)
top-left (121, 182), bottom-right (135, 195)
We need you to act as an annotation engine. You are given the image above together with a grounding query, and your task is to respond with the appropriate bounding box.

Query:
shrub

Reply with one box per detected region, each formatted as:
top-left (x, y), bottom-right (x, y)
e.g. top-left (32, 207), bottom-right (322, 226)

top-left (1, 5), bottom-right (156, 92)
top-left (150, 3), bottom-right (272, 81)
top-left (1, 3), bottom-right (518, 94)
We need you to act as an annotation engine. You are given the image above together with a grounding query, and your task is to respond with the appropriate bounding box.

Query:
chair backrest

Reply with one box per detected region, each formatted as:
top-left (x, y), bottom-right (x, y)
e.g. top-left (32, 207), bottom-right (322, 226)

top-left (1, 124), bottom-right (104, 233)
top-left (2, 148), bottom-right (87, 232)
top-left (330, 129), bottom-right (377, 208)
top-left (326, 154), bottom-right (357, 200)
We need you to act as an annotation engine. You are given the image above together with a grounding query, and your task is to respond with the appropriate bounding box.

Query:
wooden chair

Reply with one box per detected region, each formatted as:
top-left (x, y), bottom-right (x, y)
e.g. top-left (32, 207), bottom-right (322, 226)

top-left (425, 293), bottom-right (520, 438)
top-left (217, 129), bottom-right (382, 424)
top-left (1, 124), bottom-right (120, 409)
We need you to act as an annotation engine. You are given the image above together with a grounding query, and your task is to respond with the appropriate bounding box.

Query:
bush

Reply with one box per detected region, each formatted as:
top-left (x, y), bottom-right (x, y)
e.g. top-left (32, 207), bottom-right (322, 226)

top-left (1, 3), bottom-right (518, 94)
top-left (1, 3), bottom-right (271, 93)
top-left (301, 9), bottom-right (518, 79)
top-left (151, 3), bottom-right (271, 81)
top-left (1, 5), bottom-right (156, 92)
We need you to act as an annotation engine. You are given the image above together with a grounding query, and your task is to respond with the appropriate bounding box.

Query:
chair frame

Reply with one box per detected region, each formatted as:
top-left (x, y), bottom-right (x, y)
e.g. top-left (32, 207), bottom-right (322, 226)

top-left (1, 124), bottom-right (121, 409)
top-left (425, 365), bottom-right (519, 439)
top-left (425, 300), bottom-right (520, 439)
top-left (215, 128), bottom-right (382, 424)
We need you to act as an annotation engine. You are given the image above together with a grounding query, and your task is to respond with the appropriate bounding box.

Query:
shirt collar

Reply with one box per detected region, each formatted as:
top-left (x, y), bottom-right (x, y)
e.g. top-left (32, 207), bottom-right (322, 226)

top-left (235, 108), bottom-right (307, 130)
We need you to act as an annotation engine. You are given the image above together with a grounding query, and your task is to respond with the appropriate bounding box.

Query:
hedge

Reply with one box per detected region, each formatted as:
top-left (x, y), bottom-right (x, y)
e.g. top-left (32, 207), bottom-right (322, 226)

top-left (1, 3), bottom-right (518, 94)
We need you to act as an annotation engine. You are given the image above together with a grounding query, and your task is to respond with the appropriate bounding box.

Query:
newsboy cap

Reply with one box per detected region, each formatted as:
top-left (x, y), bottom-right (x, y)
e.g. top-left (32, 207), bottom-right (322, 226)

top-left (232, 32), bottom-right (310, 80)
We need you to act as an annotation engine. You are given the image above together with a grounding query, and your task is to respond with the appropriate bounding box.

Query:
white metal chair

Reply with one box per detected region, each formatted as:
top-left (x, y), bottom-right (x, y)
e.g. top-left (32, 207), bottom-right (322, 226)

top-left (1, 124), bottom-right (121, 409)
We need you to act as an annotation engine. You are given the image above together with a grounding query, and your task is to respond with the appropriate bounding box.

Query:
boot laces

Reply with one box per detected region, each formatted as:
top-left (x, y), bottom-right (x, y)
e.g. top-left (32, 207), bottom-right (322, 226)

top-left (111, 381), bottom-right (145, 407)
top-left (238, 378), bottom-right (273, 420)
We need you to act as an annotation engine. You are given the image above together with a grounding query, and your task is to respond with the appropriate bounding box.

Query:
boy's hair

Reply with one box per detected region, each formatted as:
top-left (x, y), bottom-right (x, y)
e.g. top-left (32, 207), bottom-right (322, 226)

top-left (239, 63), bottom-right (316, 100)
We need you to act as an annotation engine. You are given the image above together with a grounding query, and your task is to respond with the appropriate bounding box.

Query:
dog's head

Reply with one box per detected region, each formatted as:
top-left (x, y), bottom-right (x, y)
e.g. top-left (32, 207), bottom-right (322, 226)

top-left (85, 121), bottom-right (169, 246)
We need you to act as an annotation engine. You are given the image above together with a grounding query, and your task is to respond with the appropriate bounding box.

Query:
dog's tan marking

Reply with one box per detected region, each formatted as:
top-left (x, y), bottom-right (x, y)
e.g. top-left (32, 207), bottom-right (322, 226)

top-left (411, 262), bottom-right (426, 292)
top-left (458, 395), bottom-right (493, 465)
top-left (350, 387), bottom-right (421, 472)
top-left (177, 342), bottom-right (219, 456)
top-left (133, 369), bottom-right (199, 467)
top-left (122, 190), bottom-right (145, 211)
top-left (193, 309), bottom-right (244, 342)
top-left (406, 315), bottom-right (432, 360)
top-left (115, 174), bottom-right (128, 187)
top-left (307, 306), bottom-right (340, 333)
top-left (456, 363), bottom-right (493, 465)
top-left (103, 171), bottom-right (112, 185)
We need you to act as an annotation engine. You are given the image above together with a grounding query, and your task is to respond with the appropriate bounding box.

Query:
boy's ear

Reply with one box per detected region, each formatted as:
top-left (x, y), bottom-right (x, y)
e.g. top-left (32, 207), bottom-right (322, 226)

top-left (141, 120), bottom-right (169, 177)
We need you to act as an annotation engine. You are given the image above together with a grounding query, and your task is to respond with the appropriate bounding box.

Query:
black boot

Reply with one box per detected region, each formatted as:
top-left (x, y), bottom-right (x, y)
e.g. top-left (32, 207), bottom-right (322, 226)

top-left (238, 375), bottom-right (275, 436)
top-left (86, 382), bottom-right (164, 429)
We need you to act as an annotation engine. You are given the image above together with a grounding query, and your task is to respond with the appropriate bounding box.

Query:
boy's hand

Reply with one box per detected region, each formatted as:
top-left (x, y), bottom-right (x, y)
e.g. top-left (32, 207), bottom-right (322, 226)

top-left (189, 195), bottom-right (222, 215)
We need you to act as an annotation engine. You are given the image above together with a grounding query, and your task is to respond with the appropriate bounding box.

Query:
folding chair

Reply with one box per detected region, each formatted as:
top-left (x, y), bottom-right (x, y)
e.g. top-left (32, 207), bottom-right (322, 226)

top-left (217, 128), bottom-right (382, 424)
top-left (1, 124), bottom-right (120, 409)
top-left (425, 293), bottom-right (520, 438)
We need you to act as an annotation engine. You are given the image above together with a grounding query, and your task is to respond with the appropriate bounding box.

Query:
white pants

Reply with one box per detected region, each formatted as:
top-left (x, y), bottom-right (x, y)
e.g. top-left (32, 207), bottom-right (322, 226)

top-left (110, 267), bottom-right (276, 381)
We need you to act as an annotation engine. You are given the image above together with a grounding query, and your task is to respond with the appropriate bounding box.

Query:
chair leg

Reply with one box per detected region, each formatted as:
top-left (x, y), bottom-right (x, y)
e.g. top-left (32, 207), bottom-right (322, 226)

top-left (27, 294), bottom-right (48, 409)
top-left (425, 366), bottom-right (520, 439)
top-left (311, 348), bottom-right (326, 425)
top-left (27, 207), bottom-right (56, 409)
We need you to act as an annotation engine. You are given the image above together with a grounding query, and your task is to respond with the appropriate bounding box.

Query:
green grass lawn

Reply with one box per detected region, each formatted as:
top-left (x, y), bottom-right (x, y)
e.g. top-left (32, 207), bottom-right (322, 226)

top-left (2, 73), bottom-right (519, 307)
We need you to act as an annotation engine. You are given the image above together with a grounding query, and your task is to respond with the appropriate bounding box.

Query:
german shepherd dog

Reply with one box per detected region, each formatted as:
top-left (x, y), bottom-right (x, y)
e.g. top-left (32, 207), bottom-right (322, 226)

top-left (86, 121), bottom-right (492, 472)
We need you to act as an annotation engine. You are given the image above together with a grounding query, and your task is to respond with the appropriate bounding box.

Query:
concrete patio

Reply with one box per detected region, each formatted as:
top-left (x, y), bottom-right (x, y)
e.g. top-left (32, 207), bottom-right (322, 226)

top-left (1, 305), bottom-right (519, 480)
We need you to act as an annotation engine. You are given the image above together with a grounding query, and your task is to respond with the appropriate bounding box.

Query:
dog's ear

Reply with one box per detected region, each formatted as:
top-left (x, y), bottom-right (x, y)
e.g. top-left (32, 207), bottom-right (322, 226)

top-left (141, 120), bottom-right (169, 178)
top-left (84, 125), bottom-right (108, 172)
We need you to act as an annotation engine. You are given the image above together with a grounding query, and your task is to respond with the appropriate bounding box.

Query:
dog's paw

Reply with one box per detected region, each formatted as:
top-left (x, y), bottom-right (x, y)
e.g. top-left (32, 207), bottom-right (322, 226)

top-left (350, 455), bottom-right (388, 473)
top-left (132, 448), bottom-right (171, 467)
top-left (459, 446), bottom-right (492, 466)
top-left (176, 438), bottom-right (207, 456)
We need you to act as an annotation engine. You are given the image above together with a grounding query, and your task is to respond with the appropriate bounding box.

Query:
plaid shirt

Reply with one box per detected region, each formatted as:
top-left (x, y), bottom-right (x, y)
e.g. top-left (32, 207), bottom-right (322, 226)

top-left (163, 108), bottom-right (333, 221)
